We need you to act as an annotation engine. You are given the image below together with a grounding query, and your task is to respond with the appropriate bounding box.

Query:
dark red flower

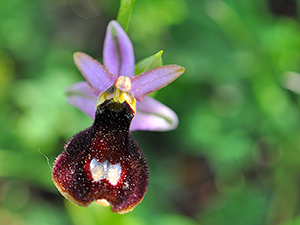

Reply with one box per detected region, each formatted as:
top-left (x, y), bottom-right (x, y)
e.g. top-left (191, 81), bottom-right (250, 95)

top-left (53, 77), bottom-right (149, 214)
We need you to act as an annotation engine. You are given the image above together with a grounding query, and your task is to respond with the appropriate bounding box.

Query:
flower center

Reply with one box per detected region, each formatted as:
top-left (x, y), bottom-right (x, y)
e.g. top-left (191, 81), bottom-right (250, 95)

top-left (115, 76), bottom-right (131, 92)
top-left (96, 76), bottom-right (136, 114)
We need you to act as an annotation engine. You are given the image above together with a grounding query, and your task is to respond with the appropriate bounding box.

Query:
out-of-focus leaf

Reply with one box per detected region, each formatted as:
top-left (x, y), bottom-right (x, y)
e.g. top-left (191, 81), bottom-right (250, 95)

top-left (199, 188), bottom-right (268, 225)
top-left (66, 201), bottom-right (145, 225)
top-left (130, 0), bottom-right (188, 48)
top-left (0, 149), bottom-right (53, 189)
top-left (150, 214), bottom-right (199, 225)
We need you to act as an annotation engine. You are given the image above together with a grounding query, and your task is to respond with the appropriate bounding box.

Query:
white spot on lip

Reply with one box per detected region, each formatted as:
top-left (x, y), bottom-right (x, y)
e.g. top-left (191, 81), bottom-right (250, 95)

top-left (90, 158), bottom-right (122, 186)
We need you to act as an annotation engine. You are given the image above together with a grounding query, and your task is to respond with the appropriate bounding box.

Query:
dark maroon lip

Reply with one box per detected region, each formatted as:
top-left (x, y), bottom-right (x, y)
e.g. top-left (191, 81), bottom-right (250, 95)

top-left (52, 99), bottom-right (149, 214)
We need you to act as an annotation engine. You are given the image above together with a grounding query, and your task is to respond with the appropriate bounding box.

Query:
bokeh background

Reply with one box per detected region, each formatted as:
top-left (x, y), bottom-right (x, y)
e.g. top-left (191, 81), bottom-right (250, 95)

top-left (1, 0), bottom-right (300, 224)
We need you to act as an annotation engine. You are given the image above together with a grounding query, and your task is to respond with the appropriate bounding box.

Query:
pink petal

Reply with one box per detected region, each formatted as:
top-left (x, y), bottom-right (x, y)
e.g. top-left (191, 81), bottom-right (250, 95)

top-left (130, 96), bottom-right (179, 131)
top-left (66, 81), bottom-right (97, 120)
top-left (74, 52), bottom-right (116, 96)
top-left (103, 20), bottom-right (135, 77)
top-left (131, 65), bottom-right (185, 101)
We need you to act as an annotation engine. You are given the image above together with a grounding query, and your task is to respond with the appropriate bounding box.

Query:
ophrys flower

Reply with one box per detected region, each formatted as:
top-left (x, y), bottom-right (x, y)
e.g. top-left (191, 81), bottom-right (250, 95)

top-left (52, 20), bottom-right (185, 214)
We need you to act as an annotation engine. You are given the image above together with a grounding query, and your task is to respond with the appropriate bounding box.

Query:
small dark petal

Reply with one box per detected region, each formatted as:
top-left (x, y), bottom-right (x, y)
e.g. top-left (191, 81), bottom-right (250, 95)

top-left (52, 100), bottom-right (149, 214)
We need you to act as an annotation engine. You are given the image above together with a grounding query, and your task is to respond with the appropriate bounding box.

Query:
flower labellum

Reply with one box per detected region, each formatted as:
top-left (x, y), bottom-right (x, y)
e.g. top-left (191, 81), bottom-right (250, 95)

top-left (53, 77), bottom-right (149, 214)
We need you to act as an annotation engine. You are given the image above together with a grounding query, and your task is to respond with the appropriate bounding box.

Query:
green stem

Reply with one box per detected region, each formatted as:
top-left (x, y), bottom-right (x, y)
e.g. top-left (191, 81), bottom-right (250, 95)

top-left (116, 0), bottom-right (136, 32)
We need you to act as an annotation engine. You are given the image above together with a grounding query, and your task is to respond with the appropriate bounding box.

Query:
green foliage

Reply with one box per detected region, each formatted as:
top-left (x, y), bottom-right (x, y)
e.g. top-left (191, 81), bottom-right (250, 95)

top-left (135, 50), bottom-right (163, 75)
top-left (117, 0), bottom-right (136, 32)
top-left (1, 0), bottom-right (300, 224)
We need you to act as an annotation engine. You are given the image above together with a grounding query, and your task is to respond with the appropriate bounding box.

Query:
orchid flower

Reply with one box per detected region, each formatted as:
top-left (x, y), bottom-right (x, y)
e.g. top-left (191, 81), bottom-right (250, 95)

top-left (66, 20), bottom-right (185, 131)
top-left (52, 20), bottom-right (185, 214)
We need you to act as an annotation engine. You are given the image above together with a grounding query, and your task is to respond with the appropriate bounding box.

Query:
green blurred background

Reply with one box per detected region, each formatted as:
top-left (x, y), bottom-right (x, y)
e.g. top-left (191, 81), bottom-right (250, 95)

top-left (1, 0), bottom-right (300, 224)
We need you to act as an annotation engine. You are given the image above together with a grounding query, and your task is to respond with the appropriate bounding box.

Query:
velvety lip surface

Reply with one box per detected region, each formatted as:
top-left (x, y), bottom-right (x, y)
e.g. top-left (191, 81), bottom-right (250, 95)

top-left (53, 100), bottom-right (149, 214)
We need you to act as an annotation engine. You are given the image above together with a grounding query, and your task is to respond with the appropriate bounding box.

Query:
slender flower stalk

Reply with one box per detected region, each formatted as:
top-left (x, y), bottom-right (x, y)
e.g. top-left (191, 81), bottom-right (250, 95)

top-left (117, 0), bottom-right (136, 31)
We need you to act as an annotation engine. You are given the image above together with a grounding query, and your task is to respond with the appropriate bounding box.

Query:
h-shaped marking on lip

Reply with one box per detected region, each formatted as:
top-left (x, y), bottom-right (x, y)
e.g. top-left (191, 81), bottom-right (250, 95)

top-left (89, 158), bottom-right (122, 186)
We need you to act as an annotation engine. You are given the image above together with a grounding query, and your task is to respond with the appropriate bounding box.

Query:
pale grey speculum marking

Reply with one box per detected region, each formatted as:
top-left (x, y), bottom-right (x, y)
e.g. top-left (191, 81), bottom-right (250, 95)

top-left (90, 158), bottom-right (122, 186)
